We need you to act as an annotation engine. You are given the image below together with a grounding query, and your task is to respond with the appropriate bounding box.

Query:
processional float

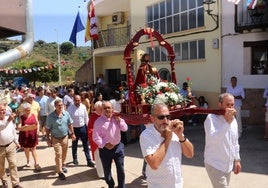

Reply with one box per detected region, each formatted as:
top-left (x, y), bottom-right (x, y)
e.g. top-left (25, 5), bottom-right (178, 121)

top-left (119, 28), bottom-right (223, 125)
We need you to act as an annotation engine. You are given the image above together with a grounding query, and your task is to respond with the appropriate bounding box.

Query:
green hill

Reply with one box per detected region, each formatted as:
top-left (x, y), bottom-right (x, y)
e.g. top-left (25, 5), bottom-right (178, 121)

top-left (0, 39), bottom-right (91, 85)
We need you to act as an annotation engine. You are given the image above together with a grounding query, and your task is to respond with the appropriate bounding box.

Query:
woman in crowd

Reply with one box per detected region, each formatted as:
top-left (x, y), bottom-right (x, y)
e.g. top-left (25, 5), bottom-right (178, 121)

top-left (87, 101), bottom-right (103, 178)
top-left (81, 91), bottom-right (91, 114)
top-left (17, 102), bottom-right (41, 172)
top-left (88, 90), bottom-right (95, 114)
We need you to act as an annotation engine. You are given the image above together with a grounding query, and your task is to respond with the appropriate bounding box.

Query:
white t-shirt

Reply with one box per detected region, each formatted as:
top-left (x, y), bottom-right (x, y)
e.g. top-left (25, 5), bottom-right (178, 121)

top-left (140, 125), bottom-right (183, 188)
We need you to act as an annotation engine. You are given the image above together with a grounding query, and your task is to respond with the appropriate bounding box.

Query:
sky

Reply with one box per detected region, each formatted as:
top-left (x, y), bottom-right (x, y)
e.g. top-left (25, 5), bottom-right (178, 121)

top-left (32, 0), bottom-right (90, 47)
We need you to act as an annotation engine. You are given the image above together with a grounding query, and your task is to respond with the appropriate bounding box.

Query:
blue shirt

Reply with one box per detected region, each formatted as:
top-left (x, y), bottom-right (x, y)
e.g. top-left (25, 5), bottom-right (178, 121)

top-left (46, 111), bottom-right (73, 138)
top-left (35, 95), bottom-right (49, 116)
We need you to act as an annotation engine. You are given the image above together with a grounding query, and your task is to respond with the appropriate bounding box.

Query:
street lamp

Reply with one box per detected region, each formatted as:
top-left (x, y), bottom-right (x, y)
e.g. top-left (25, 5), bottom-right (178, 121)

top-left (55, 29), bottom-right (62, 86)
top-left (203, 0), bottom-right (219, 24)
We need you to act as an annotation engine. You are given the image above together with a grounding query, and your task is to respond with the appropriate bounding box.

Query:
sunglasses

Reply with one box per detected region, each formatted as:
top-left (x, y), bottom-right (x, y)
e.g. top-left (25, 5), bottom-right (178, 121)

top-left (155, 115), bottom-right (171, 120)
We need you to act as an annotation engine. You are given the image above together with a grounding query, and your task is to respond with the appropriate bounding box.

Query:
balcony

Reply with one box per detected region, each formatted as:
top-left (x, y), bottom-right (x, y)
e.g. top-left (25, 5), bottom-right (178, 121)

top-left (93, 25), bottom-right (131, 49)
top-left (235, 1), bottom-right (268, 32)
top-left (94, 0), bottom-right (130, 17)
top-left (0, 0), bottom-right (26, 38)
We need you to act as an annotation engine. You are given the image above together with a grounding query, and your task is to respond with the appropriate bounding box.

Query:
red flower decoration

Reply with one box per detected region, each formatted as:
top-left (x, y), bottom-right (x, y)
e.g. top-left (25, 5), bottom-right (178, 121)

top-left (141, 83), bottom-right (147, 88)
top-left (165, 87), bottom-right (170, 92)
top-left (186, 77), bottom-right (191, 82)
top-left (148, 80), bottom-right (154, 86)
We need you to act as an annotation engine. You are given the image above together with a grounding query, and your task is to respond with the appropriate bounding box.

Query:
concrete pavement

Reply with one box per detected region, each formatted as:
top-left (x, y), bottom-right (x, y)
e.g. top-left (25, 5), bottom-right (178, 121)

top-left (3, 125), bottom-right (268, 188)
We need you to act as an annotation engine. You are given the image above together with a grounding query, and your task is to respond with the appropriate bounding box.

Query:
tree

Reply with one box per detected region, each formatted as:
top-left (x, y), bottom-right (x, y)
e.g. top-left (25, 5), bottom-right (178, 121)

top-left (22, 61), bottom-right (58, 86)
top-left (60, 42), bottom-right (73, 55)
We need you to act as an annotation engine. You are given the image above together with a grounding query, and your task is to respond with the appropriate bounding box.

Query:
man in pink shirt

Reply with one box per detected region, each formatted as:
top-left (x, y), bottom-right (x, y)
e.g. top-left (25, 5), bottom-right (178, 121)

top-left (93, 101), bottom-right (128, 188)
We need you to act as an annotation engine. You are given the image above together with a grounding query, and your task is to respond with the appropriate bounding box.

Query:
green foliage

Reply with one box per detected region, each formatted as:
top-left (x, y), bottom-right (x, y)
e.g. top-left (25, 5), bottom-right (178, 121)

top-left (22, 61), bottom-right (58, 84)
top-left (61, 42), bottom-right (73, 55)
top-left (1, 40), bottom-right (91, 85)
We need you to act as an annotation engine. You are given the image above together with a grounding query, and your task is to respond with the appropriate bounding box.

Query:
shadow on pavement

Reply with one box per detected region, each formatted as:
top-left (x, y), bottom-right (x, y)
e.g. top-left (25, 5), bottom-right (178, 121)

top-left (125, 123), bottom-right (268, 176)
top-left (182, 124), bottom-right (268, 175)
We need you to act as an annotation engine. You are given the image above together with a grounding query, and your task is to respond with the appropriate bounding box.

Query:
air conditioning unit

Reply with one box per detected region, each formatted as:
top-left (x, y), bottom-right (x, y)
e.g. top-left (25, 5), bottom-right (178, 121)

top-left (112, 12), bottom-right (124, 24)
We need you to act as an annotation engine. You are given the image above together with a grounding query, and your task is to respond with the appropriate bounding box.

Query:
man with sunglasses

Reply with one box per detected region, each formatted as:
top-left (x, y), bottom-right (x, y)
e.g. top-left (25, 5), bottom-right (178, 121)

top-left (140, 103), bottom-right (194, 188)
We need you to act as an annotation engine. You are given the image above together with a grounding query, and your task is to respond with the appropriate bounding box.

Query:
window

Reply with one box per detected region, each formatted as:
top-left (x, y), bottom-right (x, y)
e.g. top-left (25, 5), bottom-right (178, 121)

top-left (174, 39), bottom-right (205, 61)
top-left (147, 0), bottom-right (204, 34)
top-left (147, 39), bottom-right (205, 62)
top-left (251, 47), bottom-right (268, 74)
top-left (147, 46), bottom-right (168, 62)
top-left (244, 41), bottom-right (268, 75)
top-left (159, 68), bottom-right (171, 81)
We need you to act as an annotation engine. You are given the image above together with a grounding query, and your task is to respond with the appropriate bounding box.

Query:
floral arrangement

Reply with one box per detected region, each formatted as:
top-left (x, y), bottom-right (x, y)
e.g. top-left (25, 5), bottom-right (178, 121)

top-left (136, 75), bottom-right (187, 106)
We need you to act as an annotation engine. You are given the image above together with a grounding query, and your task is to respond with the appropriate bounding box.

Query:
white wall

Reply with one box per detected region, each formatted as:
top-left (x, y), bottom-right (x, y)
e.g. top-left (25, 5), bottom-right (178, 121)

top-left (221, 0), bottom-right (268, 89)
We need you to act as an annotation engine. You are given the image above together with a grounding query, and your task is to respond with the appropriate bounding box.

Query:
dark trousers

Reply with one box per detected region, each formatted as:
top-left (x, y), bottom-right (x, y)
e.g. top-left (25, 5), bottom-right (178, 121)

top-left (72, 125), bottom-right (91, 162)
top-left (99, 142), bottom-right (125, 188)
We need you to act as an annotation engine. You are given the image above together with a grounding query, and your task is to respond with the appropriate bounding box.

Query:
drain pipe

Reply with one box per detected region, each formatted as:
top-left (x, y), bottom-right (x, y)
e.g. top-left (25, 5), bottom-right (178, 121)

top-left (0, 0), bottom-right (34, 66)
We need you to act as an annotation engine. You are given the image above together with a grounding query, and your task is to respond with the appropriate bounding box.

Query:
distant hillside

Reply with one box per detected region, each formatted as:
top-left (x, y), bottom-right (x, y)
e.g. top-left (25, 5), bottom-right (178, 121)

top-left (0, 39), bottom-right (92, 84)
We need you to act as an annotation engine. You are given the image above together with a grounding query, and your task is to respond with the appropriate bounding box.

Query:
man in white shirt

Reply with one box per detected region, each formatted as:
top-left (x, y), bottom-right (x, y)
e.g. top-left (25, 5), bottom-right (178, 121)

top-left (0, 104), bottom-right (22, 188)
top-left (140, 103), bottom-right (194, 188)
top-left (204, 93), bottom-right (241, 188)
top-left (67, 95), bottom-right (95, 167)
top-left (46, 89), bottom-right (61, 115)
top-left (226, 76), bottom-right (245, 137)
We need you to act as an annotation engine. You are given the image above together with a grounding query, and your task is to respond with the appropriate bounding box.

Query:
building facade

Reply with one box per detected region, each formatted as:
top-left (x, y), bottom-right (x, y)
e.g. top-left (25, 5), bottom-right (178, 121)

top-left (82, 0), bottom-right (268, 125)
top-left (221, 0), bottom-right (268, 124)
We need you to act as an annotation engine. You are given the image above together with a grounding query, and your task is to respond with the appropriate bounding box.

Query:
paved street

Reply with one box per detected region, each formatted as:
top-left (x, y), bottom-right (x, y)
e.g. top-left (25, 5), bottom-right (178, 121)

top-left (3, 125), bottom-right (268, 188)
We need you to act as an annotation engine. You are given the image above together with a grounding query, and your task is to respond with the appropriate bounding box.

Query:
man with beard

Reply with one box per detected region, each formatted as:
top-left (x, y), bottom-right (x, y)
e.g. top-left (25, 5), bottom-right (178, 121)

top-left (139, 103), bottom-right (194, 188)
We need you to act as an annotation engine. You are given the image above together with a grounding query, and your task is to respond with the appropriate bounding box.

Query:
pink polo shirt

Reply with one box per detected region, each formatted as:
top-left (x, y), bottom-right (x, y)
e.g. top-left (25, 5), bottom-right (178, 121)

top-left (93, 114), bottom-right (128, 148)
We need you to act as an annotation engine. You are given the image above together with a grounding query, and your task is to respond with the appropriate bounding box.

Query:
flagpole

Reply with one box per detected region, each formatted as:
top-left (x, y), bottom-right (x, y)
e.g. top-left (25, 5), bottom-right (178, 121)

top-left (55, 29), bottom-right (62, 86)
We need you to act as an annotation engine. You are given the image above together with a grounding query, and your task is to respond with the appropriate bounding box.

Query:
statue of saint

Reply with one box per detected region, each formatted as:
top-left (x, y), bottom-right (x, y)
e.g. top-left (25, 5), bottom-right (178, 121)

top-left (134, 53), bottom-right (160, 104)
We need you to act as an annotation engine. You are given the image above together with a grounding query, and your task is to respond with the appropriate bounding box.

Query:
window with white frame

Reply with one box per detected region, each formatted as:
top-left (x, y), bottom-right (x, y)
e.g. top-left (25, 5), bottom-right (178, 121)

top-left (147, 46), bottom-right (169, 62)
top-left (147, 0), bottom-right (204, 34)
top-left (174, 39), bottom-right (205, 61)
top-left (146, 39), bottom-right (205, 62)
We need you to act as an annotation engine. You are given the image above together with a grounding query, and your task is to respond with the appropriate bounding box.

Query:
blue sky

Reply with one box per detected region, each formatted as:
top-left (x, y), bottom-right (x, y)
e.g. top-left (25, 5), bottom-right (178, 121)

top-left (32, 0), bottom-right (90, 46)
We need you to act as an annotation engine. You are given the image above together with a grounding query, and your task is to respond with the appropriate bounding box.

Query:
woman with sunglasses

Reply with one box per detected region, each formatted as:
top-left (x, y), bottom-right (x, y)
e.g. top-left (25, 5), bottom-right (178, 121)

top-left (139, 103), bottom-right (194, 188)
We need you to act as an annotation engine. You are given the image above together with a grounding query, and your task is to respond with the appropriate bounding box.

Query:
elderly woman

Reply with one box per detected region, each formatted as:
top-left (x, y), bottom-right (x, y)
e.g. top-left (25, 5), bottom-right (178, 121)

top-left (17, 102), bottom-right (41, 172)
top-left (88, 101), bottom-right (103, 178)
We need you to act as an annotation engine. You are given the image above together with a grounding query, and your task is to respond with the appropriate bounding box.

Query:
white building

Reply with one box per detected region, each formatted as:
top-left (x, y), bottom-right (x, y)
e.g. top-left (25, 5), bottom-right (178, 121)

top-left (81, 0), bottom-right (268, 125)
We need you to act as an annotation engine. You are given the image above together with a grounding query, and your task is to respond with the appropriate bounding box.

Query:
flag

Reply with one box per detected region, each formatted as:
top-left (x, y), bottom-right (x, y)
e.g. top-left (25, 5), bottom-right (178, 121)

top-left (85, 11), bottom-right (91, 42)
top-left (247, 0), bottom-right (256, 9)
top-left (85, 0), bottom-right (98, 42)
top-left (69, 11), bottom-right (85, 47)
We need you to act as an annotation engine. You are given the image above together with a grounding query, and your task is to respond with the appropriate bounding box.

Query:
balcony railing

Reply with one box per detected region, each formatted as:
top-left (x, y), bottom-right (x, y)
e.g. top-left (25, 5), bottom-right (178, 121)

top-left (235, 1), bottom-right (268, 32)
top-left (93, 25), bottom-right (131, 49)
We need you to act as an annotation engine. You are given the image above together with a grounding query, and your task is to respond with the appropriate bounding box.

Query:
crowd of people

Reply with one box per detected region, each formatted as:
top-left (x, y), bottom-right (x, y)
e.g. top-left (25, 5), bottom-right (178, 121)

top-left (0, 71), bottom-right (267, 187)
top-left (0, 83), bottom-right (130, 187)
